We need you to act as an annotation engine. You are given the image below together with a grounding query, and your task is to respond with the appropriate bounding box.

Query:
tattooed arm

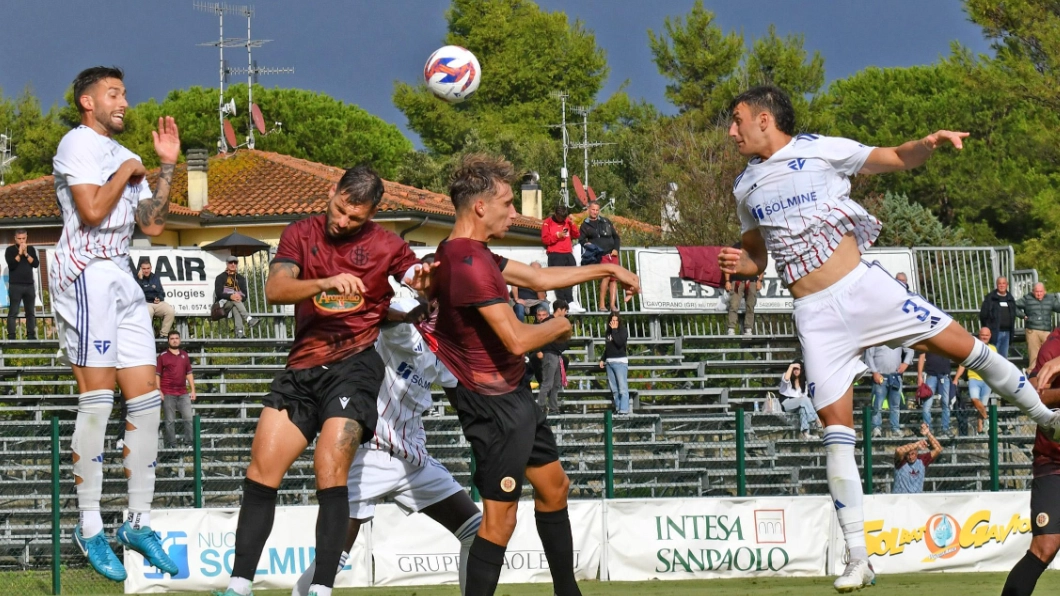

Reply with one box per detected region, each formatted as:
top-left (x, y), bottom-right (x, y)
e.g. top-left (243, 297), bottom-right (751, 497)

top-left (135, 117), bottom-right (181, 237)
top-left (264, 260), bottom-right (367, 305)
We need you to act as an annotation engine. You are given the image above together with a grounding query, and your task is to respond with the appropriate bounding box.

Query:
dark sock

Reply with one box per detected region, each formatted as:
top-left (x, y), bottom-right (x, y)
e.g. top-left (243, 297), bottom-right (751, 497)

top-left (466, 535), bottom-right (506, 596)
top-left (535, 507), bottom-right (581, 596)
top-left (1002, 550), bottom-right (1049, 596)
top-left (231, 478), bottom-right (278, 581)
top-left (311, 486), bottom-right (350, 588)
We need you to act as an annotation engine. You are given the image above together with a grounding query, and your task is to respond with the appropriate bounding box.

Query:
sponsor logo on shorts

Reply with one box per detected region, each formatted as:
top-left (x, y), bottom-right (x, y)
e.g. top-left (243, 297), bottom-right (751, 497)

top-left (313, 289), bottom-right (364, 313)
top-left (1037, 512), bottom-right (1049, 528)
top-left (500, 476), bottom-right (517, 493)
top-left (339, 396), bottom-right (350, 409)
top-left (93, 340), bottom-right (111, 354)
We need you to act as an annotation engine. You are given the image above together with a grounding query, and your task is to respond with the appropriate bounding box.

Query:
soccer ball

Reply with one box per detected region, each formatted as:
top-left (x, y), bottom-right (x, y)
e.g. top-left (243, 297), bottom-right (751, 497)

top-left (423, 45), bottom-right (481, 103)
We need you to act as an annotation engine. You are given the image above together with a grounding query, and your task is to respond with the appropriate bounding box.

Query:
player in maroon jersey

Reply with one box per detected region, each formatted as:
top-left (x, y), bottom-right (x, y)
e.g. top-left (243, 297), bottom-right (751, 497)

top-left (219, 165), bottom-right (431, 596)
top-left (430, 154), bottom-right (640, 596)
top-left (1003, 327), bottom-right (1060, 595)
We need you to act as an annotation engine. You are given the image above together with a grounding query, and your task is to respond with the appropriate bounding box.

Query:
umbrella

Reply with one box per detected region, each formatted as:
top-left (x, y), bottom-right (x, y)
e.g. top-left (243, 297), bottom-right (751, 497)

top-left (200, 231), bottom-right (271, 257)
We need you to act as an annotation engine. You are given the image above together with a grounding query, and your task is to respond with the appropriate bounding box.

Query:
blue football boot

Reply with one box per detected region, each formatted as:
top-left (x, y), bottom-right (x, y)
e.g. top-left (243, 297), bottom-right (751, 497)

top-left (73, 524), bottom-right (127, 582)
top-left (116, 522), bottom-right (179, 575)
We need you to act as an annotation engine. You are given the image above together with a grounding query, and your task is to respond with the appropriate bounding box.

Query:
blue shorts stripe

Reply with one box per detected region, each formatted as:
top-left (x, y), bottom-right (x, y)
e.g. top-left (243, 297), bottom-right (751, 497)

top-left (75, 275), bottom-right (88, 366)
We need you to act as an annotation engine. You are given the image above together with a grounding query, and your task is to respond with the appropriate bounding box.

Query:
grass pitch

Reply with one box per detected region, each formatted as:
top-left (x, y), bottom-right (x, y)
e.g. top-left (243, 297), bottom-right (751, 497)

top-left (5, 569), bottom-right (1060, 595)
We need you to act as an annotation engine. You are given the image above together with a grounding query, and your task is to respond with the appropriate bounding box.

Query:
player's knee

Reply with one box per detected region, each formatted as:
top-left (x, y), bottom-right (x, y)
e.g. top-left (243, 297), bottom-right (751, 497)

top-left (534, 472), bottom-right (570, 510)
top-left (481, 505), bottom-right (517, 543)
top-left (1031, 535), bottom-right (1060, 564)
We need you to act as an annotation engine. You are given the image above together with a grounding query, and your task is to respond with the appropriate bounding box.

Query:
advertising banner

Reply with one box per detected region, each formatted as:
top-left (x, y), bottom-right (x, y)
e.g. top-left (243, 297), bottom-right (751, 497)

top-left (635, 247), bottom-right (916, 313)
top-left (372, 500), bottom-right (602, 586)
top-left (830, 492), bottom-right (1037, 575)
top-left (129, 248), bottom-right (228, 316)
top-left (123, 506), bottom-right (371, 593)
top-left (605, 496), bottom-right (832, 581)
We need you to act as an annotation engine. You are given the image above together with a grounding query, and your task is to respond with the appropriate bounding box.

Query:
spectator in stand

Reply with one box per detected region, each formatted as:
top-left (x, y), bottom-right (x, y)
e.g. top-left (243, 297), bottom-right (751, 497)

top-left (980, 276), bottom-right (1016, 358)
top-left (510, 262), bottom-right (547, 321)
top-left (866, 345), bottom-right (914, 438)
top-left (1018, 282), bottom-right (1060, 369)
top-left (5, 229), bottom-right (39, 340)
top-left (723, 240), bottom-right (764, 336)
top-left (214, 256), bottom-right (260, 338)
top-left (579, 201), bottom-right (622, 312)
top-left (779, 360), bottom-right (821, 439)
top-left (136, 261), bottom-right (176, 338)
top-left (917, 351), bottom-right (954, 436)
top-left (155, 331), bottom-right (196, 448)
top-left (954, 327), bottom-right (994, 434)
top-left (537, 299), bottom-right (570, 415)
top-left (525, 303), bottom-right (551, 388)
top-left (892, 423), bottom-right (943, 494)
top-left (541, 204), bottom-right (582, 311)
top-left (599, 311), bottom-right (630, 415)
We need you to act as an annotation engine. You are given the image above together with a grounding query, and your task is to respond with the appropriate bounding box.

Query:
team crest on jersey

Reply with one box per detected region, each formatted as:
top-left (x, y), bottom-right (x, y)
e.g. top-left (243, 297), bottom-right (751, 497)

top-left (500, 476), bottom-right (517, 493)
top-left (313, 289), bottom-right (364, 313)
top-left (1037, 512), bottom-right (1050, 528)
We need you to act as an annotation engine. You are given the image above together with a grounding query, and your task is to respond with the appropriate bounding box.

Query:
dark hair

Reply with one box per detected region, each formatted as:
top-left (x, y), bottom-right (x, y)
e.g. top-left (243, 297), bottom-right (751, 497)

top-left (449, 153), bottom-right (516, 212)
top-left (335, 164), bottom-right (384, 208)
top-left (552, 299), bottom-right (569, 312)
top-left (168, 330), bottom-right (181, 338)
top-left (420, 252), bottom-right (436, 265)
top-left (13, 228), bottom-right (27, 236)
top-left (729, 85), bottom-right (796, 136)
top-left (609, 310), bottom-right (621, 324)
top-left (72, 66), bottom-right (124, 114)
top-left (553, 203), bottom-right (569, 218)
top-left (789, 359), bottom-right (804, 389)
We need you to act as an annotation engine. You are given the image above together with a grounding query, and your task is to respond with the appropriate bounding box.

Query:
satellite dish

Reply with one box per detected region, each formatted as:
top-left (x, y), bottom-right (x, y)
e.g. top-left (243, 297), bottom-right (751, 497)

top-left (571, 175), bottom-right (588, 207)
top-left (586, 184), bottom-right (598, 203)
top-left (223, 119), bottom-right (238, 151)
top-left (251, 103), bottom-right (266, 135)
top-left (221, 98), bottom-right (237, 117)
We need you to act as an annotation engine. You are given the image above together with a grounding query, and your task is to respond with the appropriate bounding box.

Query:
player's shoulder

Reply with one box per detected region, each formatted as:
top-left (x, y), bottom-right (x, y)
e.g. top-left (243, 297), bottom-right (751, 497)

top-left (790, 133), bottom-right (869, 154)
top-left (56, 126), bottom-right (99, 153)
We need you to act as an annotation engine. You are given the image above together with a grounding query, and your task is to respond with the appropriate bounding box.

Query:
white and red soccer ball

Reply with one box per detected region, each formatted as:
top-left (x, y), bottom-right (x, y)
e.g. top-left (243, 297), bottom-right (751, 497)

top-left (423, 45), bottom-right (481, 103)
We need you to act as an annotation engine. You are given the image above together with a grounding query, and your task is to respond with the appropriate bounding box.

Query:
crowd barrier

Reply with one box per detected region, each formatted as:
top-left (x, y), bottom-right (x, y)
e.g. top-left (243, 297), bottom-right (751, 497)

top-left (122, 491), bottom-right (1054, 593)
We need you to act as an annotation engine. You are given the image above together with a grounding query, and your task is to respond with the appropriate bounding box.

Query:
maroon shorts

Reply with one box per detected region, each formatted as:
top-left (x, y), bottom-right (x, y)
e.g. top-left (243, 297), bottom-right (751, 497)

top-left (601, 253), bottom-right (618, 280)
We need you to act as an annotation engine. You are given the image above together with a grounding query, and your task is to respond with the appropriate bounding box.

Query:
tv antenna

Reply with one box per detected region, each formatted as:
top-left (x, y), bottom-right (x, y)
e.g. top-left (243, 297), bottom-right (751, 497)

top-left (570, 106), bottom-right (622, 190)
top-left (195, 2), bottom-right (291, 152)
top-left (547, 92), bottom-right (572, 208)
top-left (0, 132), bottom-right (16, 187)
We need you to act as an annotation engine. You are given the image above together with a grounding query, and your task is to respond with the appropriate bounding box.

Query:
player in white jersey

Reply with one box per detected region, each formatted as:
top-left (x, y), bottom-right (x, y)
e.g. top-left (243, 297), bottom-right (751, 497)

top-left (292, 296), bottom-right (481, 596)
top-left (51, 66), bottom-right (181, 582)
top-left (718, 85), bottom-right (1060, 593)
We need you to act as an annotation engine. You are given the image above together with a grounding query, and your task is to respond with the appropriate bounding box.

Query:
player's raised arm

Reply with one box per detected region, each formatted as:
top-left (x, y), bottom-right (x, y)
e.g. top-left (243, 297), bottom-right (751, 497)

top-left (134, 117), bottom-right (180, 236)
top-left (477, 302), bottom-right (572, 356)
top-left (501, 258), bottom-right (641, 296)
top-left (264, 260), bottom-right (365, 305)
top-left (718, 228), bottom-right (767, 278)
top-left (859, 130), bottom-right (969, 175)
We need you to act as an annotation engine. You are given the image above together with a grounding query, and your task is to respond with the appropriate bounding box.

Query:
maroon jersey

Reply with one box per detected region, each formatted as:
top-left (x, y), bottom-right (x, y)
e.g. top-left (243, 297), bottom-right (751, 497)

top-left (1032, 328), bottom-right (1060, 477)
top-left (430, 238), bottom-right (525, 395)
top-left (156, 349), bottom-right (192, 396)
top-left (274, 215), bottom-right (419, 369)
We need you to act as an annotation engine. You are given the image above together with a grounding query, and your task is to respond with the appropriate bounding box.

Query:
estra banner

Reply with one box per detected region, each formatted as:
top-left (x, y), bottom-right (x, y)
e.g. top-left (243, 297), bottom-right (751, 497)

top-left (605, 496), bottom-right (832, 581)
top-left (372, 500), bottom-right (602, 587)
top-left (830, 492), bottom-right (1039, 575)
top-left (123, 507), bottom-right (371, 593)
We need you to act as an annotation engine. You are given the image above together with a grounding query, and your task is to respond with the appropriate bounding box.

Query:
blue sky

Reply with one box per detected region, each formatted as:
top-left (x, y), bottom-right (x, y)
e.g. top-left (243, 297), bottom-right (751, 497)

top-left (0, 0), bottom-right (992, 146)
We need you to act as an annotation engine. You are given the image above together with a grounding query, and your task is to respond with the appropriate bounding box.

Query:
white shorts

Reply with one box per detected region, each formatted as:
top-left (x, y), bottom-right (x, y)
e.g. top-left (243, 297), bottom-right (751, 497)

top-left (793, 261), bottom-right (952, 411)
top-left (54, 259), bottom-right (156, 369)
top-left (346, 448), bottom-right (463, 519)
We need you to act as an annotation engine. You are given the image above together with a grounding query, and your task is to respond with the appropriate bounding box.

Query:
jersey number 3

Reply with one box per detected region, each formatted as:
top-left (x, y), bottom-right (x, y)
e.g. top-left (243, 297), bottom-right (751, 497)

top-left (902, 299), bottom-right (930, 322)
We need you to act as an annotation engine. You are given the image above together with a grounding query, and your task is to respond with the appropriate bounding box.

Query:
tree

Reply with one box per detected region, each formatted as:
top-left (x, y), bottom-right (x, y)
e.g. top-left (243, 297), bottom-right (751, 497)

top-left (864, 192), bottom-right (969, 248)
top-left (648, 2), bottom-right (825, 127)
top-left (0, 87), bottom-right (67, 185)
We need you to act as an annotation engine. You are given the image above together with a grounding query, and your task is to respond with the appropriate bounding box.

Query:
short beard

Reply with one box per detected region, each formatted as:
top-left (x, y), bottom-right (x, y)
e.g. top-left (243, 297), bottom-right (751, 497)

top-left (98, 113), bottom-right (124, 136)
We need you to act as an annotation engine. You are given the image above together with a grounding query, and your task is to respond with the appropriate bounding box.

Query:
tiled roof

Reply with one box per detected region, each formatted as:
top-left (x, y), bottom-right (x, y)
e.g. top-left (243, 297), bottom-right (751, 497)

top-left (0, 150), bottom-right (659, 235)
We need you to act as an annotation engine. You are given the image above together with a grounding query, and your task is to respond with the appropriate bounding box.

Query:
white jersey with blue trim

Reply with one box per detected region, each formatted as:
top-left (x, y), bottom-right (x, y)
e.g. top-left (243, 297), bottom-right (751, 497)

top-left (51, 125), bottom-right (152, 294)
top-left (733, 133), bottom-right (881, 285)
top-left (370, 322), bottom-right (457, 466)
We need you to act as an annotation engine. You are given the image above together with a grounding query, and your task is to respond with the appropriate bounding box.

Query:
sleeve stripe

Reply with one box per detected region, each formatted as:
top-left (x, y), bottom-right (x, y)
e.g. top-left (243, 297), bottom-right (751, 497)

top-left (471, 298), bottom-right (508, 308)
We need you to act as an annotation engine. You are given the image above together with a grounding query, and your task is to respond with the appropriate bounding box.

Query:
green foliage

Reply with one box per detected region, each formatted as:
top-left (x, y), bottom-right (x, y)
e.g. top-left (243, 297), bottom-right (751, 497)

top-left (0, 87), bottom-right (67, 184)
top-left (866, 192), bottom-right (969, 248)
top-left (648, 2), bottom-right (825, 127)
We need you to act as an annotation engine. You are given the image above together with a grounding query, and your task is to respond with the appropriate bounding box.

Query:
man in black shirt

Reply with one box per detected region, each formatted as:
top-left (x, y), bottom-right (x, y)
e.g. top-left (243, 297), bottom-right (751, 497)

top-left (537, 300), bottom-right (570, 414)
top-left (579, 202), bottom-right (622, 312)
top-left (5, 229), bottom-right (39, 340)
top-left (135, 261), bottom-right (176, 338)
top-left (722, 241), bottom-right (764, 336)
top-left (979, 276), bottom-right (1015, 358)
top-left (916, 351), bottom-right (954, 436)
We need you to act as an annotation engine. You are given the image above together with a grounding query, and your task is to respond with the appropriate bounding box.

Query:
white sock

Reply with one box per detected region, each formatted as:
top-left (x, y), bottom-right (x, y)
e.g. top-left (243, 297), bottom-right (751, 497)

top-left (307, 585), bottom-right (331, 596)
top-left (124, 390), bottom-right (162, 518)
top-left (72, 389), bottom-right (113, 531)
top-left (79, 510), bottom-right (104, 538)
top-left (824, 425), bottom-right (867, 561)
top-left (292, 550), bottom-right (348, 596)
top-left (962, 339), bottom-right (1052, 425)
top-left (227, 576), bottom-right (252, 595)
top-left (336, 550), bottom-right (349, 573)
top-left (453, 510), bottom-right (482, 595)
top-left (127, 510), bottom-right (151, 530)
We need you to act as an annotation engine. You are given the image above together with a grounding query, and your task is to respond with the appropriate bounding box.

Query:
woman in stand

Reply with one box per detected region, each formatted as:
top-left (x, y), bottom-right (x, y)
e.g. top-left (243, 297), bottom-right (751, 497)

top-left (780, 360), bottom-right (821, 439)
top-left (600, 311), bottom-right (631, 414)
